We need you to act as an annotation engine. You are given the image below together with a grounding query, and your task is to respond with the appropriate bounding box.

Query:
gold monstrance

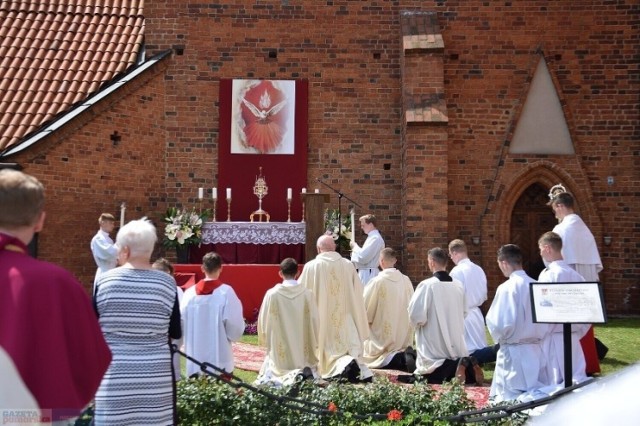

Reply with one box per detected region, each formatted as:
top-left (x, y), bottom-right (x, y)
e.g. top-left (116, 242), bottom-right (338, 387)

top-left (250, 167), bottom-right (270, 222)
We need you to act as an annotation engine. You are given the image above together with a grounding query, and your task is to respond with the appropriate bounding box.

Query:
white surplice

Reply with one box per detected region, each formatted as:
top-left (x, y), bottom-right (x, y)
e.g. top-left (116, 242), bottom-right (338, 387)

top-left (408, 276), bottom-right (468, 375)
top-left (362, 268), bottom-right (414, 368)
top-left (299, 251), bottom-right (372, 379)
top-left (450, 258), bottom-right (488, 353)
top-left (350, 229), bottom-right (384, 285)
top-left (90, 229), bottom-right (118, 292)
top-left (180, 283), bottom-right (245, 376)
top-left (255, 279), bottom-right (319, 387)
top-left (486, 270), bottom-right (552, 403)
top-left (538, 260), bottom-right (589, 386)
top-left (553, 213), bottom-right (603, 281)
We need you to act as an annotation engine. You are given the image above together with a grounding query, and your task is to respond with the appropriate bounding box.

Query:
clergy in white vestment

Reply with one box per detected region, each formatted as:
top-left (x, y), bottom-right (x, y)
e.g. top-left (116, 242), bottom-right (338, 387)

top-left (180, 252), bottom-right (245, 377)
top-left (299, 235), bottom-right (373, 382)
top-left (486, 244), bottom-right (552, 403)
top-left (350, 214), bottom-right (385, 286)
top-left (90, 212), bottom-right (118, 295)
top-left (408, 248), bottom-right (469, 384)
top-left (255, 257), bottom-right (319, 387)
top-left (448, 239), bottom-right (489, 358)
top-left (537, 232), bottom-right (589, 388)
top-left (362, 248), bottom-right (415, 369)
top-left (549, 189), bottom-right (602, 375)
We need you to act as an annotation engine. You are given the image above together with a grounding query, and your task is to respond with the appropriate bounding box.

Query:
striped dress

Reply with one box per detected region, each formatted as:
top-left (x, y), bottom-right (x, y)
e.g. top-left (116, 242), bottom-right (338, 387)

top-left (94, 268), bottom-right (179, 426)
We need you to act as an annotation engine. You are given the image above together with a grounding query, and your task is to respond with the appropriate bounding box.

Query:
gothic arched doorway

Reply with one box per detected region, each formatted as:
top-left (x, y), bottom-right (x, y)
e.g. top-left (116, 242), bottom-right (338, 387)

top-left (510, 183), bottom-right (557, 279)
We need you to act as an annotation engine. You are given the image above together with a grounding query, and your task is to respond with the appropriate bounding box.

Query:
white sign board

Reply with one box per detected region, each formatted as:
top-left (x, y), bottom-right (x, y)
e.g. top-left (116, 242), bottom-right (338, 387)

top-left (530, 282), bottom-right (607, 324)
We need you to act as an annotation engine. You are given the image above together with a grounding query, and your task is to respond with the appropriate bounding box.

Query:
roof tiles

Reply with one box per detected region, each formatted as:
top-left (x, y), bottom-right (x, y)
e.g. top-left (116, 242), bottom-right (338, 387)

top-left (0, 0), bottom-right (145, 151)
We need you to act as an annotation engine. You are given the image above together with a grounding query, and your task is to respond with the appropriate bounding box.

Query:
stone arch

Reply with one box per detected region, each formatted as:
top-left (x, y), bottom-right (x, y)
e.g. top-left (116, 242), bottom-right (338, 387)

top-left (494, 160), bottom-right (602, 256)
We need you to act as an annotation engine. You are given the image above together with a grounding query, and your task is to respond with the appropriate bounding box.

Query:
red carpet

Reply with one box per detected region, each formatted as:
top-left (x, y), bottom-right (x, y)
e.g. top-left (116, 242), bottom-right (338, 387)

top-left (233, 342), bottom-right (490, 408)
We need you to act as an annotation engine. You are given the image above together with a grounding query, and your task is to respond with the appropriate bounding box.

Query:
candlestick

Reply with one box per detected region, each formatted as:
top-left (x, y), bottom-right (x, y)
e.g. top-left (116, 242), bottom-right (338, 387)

top-left (213, 199), bottom-right (217, 222)
top-left (287, 198), bottom-right (292, 222)
top-left (287, 187), bottom-right (292, 200)
top-left (212, 187), bottom-right (217, 199)
top-left (227, 198), bottom-right (231, 222)
top-left (120, 202), bottom-right (126, 228)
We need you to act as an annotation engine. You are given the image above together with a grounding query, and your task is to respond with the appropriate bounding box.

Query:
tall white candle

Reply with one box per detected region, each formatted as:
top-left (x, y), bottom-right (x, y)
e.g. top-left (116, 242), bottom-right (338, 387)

top-left (212, 187), bottom-right (217, 199)
top-left (120, 202), bottom-right (126, 228)
top-left (287, 188), bottom-right (292, 200)
top-left (226, 188), bottom-right (232, 199)
top-left (301, 187), bottom-right (306, 194)
top-left (350, 210), bottom-right (356, 242)
top-left (198, 187), bottom-right (204, 199)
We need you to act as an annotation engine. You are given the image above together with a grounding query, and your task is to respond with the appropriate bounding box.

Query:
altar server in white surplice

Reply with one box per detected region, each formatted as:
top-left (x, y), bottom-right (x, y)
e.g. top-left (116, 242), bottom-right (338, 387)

top-left (255, 257), bottom-right (319, 387)
top-left (549, 188), bottom-right (602, 375)
top-left (537, 232), bottom-right (589, 387)
top-left (299, 235), bottom-right (373, 382)
top-left (362, 247), bottom-right (415, 370)
top-left (90, 212), bottom-right (118, 294)
top-left (180, 252), bottom-right (245, 377)
top-left (448, 239), bottom-right (489, 360)
top-left (486, 244), bottom-right (552, 403)
top-left (350, 214), bottom-right (385, 286)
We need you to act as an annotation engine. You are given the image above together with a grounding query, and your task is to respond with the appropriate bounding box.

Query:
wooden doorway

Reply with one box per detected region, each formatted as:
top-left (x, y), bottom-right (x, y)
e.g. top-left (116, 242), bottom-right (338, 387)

top-left (510, 183), bottom-right (557, 279)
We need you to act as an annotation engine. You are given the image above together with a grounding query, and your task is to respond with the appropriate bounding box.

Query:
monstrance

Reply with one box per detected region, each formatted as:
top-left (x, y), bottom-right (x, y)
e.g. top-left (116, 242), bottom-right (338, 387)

top-left (250, 167), bottom-right (271, 222)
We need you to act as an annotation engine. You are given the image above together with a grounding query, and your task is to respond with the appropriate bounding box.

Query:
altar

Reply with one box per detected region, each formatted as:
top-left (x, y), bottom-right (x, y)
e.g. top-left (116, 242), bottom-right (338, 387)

top-left (187, 221), bottom-right (306, 264)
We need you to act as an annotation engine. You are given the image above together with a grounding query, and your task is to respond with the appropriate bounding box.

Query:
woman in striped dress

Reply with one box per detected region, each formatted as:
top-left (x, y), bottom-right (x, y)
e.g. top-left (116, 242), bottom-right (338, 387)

top-left (94, 218), bottom-right (181, 425)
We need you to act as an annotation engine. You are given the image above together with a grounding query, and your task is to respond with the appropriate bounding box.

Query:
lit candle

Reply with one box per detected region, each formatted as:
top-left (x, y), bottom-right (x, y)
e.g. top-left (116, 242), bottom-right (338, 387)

top-left (120, 202), bottom-right (126, 228)
top-left (350, 210), bottom-right (355, 242)
top-left (198, 187), bottom-right (204, 199)
top-left (301, 187), bottom-right (306, 194)
top-left (314, 188), bottom-right (320, 193)
top-left (226, 188), bottom-right (232, 199)
top-left (212, 187), bottom-right (217, 199)
top-left (287, 188), bottom-right (292, 200)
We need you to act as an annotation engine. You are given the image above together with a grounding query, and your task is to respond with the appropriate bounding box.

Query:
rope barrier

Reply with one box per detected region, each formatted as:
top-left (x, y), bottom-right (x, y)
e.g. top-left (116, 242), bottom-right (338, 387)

top-left (440, 378), bottom-right (596, 423)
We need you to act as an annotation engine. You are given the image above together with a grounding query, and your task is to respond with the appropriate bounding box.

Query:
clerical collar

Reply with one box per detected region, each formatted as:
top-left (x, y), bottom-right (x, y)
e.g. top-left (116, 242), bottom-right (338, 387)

top-left (433, 270), bottom-right (453, 282)
top-left (281, 279), bottom-right (299, 287)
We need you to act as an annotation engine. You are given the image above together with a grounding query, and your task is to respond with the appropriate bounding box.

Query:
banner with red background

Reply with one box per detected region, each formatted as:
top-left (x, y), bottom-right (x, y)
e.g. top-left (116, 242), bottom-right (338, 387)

top-left (217, 79), bottom-right (308, 222)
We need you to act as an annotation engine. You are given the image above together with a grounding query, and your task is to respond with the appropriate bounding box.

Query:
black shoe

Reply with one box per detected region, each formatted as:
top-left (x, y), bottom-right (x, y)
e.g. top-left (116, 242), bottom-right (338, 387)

top-left (404, 346), bottom-right (417, 373)
top-left (396, 374), bottom-right (416, 384)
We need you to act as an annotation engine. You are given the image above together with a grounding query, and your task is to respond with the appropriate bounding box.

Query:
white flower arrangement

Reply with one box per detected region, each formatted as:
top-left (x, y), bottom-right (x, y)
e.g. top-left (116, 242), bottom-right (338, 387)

top-left (324, 208), bottom-right (352, 253)
top-left (163, 207), bottom-right (209, 248)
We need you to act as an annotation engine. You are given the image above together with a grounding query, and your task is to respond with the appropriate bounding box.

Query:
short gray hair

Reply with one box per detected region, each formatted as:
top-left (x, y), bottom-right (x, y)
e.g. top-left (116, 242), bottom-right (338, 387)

top-left (116, 218), bottom-right (157, 259)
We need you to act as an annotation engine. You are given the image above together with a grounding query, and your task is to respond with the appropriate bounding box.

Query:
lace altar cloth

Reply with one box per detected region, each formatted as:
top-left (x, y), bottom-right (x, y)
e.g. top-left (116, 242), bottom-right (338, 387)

top-left (202, 221), bottom-right (305, 245)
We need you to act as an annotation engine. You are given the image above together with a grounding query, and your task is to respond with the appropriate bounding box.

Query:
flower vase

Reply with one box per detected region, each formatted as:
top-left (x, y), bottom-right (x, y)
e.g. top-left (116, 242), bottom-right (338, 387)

top-left (176, 245), bottom-right (190, 264)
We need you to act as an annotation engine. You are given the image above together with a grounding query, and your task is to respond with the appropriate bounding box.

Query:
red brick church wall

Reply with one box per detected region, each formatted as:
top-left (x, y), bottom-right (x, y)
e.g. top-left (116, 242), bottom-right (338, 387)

top-left (9, 1), bottom-right (636, 314)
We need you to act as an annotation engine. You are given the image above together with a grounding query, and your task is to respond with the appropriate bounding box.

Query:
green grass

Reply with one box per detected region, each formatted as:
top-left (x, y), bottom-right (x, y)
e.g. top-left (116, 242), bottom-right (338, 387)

top-left (183, 318), bottom-right (639, 384)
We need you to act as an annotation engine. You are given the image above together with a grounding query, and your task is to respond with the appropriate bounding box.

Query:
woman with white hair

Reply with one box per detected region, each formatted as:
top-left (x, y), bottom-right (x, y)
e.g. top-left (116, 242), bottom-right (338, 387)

top-left (93, 218), bottom-right (181, 425)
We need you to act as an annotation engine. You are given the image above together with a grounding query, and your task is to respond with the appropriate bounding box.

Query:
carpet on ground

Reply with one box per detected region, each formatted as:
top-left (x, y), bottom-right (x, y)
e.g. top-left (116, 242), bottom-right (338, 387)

top-left (232, 342), bottom-right (490, 408)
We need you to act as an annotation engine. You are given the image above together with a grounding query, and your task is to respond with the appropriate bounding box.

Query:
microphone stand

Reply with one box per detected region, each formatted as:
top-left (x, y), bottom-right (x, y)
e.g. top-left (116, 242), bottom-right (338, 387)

top-left (316, 178), bottom-right (362, 233)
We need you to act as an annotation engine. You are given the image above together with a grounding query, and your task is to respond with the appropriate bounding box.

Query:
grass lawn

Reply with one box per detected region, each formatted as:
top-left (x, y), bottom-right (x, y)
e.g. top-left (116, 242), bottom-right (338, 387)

top-left (227, 317), bottom-right (640, 384)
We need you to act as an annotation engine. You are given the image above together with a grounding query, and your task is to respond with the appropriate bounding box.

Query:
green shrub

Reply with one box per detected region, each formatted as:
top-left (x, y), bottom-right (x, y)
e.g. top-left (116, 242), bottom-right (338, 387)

top-left (176, 376), bottom-right (479, 425)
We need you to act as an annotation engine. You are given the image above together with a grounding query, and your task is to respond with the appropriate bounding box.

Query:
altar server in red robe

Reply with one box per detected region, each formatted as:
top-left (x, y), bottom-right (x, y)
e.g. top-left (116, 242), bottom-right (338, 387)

top-left (0, 169), bottom-right (112, 422)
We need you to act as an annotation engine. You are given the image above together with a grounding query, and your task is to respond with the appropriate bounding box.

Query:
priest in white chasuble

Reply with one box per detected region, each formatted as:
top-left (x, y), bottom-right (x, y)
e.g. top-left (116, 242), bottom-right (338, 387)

top-left (299, 235), bottom-right (373, 382)
top-left (362, 247), bottom-right (415, 370)
top-left (255, 258), bottom-right (319, 387)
